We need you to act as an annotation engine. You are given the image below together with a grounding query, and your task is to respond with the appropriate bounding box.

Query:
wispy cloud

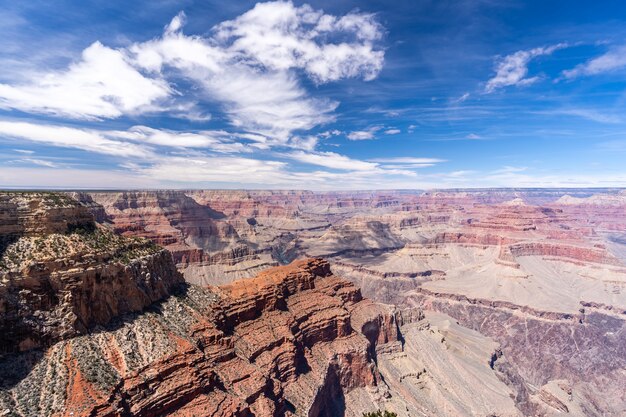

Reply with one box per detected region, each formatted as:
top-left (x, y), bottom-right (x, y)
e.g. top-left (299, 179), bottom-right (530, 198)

top-left (347, 126), bottom-right (382, 140)
top-left (485, 43), bottom-right (567, 92)
top-left (287, 151), bottom-right (379, 171)
top-left (14, 158), bottom-right (60, 168)
top-left (0, 2), bottom-right (385, 144)
top-left (129, 4), bottom-right (385, 141)
top-left (384, 128), bottom-right (401, 135)
top-left (370, 157), bottom-right (445, 169)
top-left (452, 92), bottom-right (470, 104)
top-left (536, 108), bottom-right (622, 124)
top-left (0, 120), bottom-right (154, 158)
top-left (113, 126), bottom-right (248, 152)
top-left (562, 45), bottom-right (626, 79)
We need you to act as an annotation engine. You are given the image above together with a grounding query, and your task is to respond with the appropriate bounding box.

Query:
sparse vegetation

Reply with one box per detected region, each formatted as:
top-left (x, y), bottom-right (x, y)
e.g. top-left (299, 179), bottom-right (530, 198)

top-left (73, 338), bottom-right (120, 391)
top-left (0, 227), bottom-right (161, 271)
top-left (363, 411), bottom-right (398, 417)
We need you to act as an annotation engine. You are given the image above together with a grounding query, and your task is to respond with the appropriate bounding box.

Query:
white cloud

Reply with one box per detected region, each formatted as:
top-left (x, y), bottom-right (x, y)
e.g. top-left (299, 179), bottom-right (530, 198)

top-left (384, 128), bottom-right (401, 135)
top-left (288, 135), bottom-right (319, 151)
top-left (139, 156), bottom-right (289, 184)
top-left (0, 42), bottom-right (171, 119)
top-left (113, 125), bottom-right (248, 152)
top-left (0, 121), bottom-right (153, 158)
top-left (465, 133), bottom-right (482, 139)
top-left (213, 1), bottom-right (384, 83)
top-left (287, 150), bottom-right (379, 171)
top-left (12, 149), bottom-right (34, 154)
top-left (0, 2), bottom-right (384, 146)
top-left (15, 158), bottom-right (60, 168)
top-left (485, 43), bottom-right (567, 92)
top-left (348, 131), bottom-right (375, 140)
top-left (347, 126), bottom-right (382, 140)
top-left (452, 92), bottom-right (470, 103)
top-left (562, 45), bottom-right (626, 79)
top-left (0, 121), bottom-right (256, 159)
top-left (370, 157), bottom-right (445, 169)
top-left (127, 2), bottom-right (384, 141)
top-left (319, 129), bottom-right (342, 138)
top-left (207, 67), bottom-right (337, 141)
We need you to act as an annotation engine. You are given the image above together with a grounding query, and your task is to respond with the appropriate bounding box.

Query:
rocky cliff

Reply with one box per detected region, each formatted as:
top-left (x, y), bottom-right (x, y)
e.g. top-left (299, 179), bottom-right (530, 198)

top-left (0, 258), bottom-right (411, 417)
top-left (0, 192), bottom-right (183, 355)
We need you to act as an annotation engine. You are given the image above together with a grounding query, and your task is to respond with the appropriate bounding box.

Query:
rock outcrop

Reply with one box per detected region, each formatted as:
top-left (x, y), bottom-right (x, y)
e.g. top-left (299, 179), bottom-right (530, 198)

top-left (0, 258), bottom-right (406, 417)
top-left (0, 192), bottom-right (183, 355)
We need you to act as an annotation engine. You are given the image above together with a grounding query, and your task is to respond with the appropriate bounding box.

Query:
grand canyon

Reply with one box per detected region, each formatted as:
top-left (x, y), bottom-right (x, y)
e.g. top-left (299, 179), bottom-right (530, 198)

top-left (1, 189), bottom-right (624, 416)
top-left (2, 1), bottom-right (626, 416)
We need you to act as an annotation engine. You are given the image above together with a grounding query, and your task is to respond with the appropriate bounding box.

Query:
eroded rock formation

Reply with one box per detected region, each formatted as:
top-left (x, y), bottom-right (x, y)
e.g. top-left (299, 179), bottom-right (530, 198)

top-left (0, 258), bottom-right (409, 417)
top-left (0, 192), bottom-right (183, 355)
top-left (4, 189), bottom-right (625, 416)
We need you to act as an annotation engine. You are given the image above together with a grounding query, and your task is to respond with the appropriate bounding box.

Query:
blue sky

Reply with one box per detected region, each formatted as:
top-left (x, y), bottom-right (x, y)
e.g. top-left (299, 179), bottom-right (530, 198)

top-left (1, 0), bottom-right (626, 189)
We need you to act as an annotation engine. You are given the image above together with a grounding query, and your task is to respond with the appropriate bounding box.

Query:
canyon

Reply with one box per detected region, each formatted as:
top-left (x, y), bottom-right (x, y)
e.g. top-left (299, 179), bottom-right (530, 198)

top-left (1, 189), bottom-right (625, 416)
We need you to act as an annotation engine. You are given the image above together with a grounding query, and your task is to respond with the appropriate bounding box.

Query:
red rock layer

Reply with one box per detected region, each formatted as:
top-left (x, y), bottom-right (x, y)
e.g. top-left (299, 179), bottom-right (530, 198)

top-left (89, 191), bottom-right (237, 249)
top-left (1, 259), bottom-right (404, 417)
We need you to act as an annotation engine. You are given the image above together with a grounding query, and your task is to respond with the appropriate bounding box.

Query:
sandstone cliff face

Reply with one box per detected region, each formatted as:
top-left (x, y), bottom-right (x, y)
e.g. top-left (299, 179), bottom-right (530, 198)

top-left (0, 258), bottom-right (407, 417)
top-left (89, 190), bottom-right (239, 253)
top-left (0, 192), bottom-right (183, 355)
top-left (0, 192), bottom-right (93, 245)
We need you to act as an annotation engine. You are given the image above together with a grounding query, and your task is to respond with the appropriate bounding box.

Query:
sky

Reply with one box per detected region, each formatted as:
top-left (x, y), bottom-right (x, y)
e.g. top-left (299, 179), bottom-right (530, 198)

top-left (1, 0), bottom-right (626, 190)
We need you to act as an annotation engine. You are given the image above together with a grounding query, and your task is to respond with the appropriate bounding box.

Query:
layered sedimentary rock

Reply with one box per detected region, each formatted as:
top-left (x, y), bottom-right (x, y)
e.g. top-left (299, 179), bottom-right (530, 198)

top-left (0, 192), bottom-right (183, 355)
top-left (72, 188), bottom-right (626, 416)
top-left (89, 191), bottom-right (239, 257)
top-left (1, 255), bottom-right (526, 417)
top-left (0, 258), bottom-right (394, 416)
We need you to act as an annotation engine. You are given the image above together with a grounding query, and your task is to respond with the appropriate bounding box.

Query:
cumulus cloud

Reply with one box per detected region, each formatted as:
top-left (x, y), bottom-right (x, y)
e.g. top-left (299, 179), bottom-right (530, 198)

top-left (0, 2), bottom-right (384, 145)
top-left (213, 1), bottom-right (383, 83)
top-left (485, 43), bottom-right (567, 92)
top-left (562, 45), bottom-right (626, 79)
top-left (129, 2), bottom-right (384, 141)
top-left (0, 42), bottom-right (171, 119)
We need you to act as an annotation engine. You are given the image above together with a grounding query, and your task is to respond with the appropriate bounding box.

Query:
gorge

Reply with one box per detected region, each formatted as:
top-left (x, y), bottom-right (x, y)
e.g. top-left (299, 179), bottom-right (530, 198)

top-left (1, 189), bottom-right (625, 416)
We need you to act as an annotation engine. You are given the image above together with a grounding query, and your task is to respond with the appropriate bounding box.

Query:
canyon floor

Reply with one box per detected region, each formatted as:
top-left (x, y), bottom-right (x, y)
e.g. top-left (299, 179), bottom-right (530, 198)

top-left (1, 189), bottom-right (625, 416)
